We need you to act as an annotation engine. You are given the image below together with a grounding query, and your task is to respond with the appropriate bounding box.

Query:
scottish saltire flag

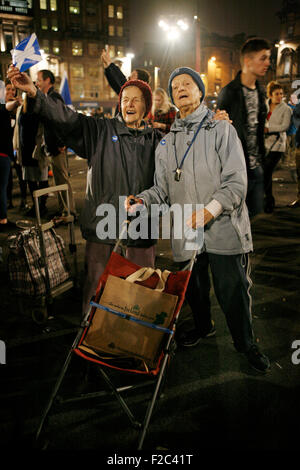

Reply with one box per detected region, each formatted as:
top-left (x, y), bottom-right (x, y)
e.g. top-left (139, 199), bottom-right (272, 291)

top-left (11, 33), bottom-right (42, 72)
top-left (59, 71), bottom-right (72, 107)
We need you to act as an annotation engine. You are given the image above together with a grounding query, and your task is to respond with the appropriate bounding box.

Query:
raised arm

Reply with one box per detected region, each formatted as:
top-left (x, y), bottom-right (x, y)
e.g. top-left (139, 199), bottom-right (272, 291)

top-left (7, 65), bottom-right (100, 159)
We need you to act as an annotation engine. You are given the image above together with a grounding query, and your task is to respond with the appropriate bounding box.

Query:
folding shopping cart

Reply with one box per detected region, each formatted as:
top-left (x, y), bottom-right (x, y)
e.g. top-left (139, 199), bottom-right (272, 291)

top-left (8, 184), bottom-right (78, 324)
top-left (35, 221), bottom-right (196, 449)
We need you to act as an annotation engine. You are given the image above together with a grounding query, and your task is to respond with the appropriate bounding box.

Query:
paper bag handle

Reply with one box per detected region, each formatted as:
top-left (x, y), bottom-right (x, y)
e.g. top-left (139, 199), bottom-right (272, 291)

top-left (125, 267), bottom-right (171, 292)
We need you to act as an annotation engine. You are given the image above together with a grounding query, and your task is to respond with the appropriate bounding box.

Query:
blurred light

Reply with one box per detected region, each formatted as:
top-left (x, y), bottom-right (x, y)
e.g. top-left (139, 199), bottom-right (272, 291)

top-left (210, 56), bottom-right (216, 62)
top-left (194, 15), bottom-right (198, 19)
top-left (167, 28), bottom-right (180, 40)
top-left (126, 52), bottom-right (135, 59)
top-left (275, 43), bottom-right (280, 48)
top-left (158, 20), bottom-right (169, 31)
top-left (279, 40), bottom-right (285, 45)
top-left (177, 19), bottom-right (188, 30)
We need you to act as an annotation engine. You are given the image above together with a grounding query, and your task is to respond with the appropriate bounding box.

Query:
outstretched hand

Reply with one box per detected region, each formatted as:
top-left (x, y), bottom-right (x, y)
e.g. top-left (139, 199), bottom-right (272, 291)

top-left (124, 195), bottom-right (144, 214)
top-left (7, 65), bottom-right (37, 97)
top-left (101, 47), bottom-right (112, 68)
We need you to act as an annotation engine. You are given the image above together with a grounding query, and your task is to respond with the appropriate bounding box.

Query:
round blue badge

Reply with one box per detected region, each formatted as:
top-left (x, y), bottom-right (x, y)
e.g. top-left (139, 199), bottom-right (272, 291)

top-left (112, 135), bottom-right (118, 142)
top-left (160, 139), bottom-right (166, 145)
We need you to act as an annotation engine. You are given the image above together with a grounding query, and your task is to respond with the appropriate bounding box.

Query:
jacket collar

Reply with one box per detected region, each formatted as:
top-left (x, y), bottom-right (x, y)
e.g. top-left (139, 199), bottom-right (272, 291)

top-left (233, 70), bottom-right (265, 95)
top-left (171, 103), bottom-right (210, 132)
top-left (114, 113), bottom-right (153, 136)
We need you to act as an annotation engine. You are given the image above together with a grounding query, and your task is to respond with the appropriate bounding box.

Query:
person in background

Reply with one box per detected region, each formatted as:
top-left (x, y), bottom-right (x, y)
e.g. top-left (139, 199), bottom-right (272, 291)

top-left (36, 70), bottom-right (77, 219)
top-left (289, 98), bottom-right (300, 208)
top-left (0, 93), bottom-right (21, 230)
top-left (5, 79), bottom-right (28, 211)
top-left (284, 93), bottom-right (298, 170)
top-left (217, 37), bottom-right (271, 219)
top-left (263, 81), bottom-right (292, 213)
top-left (147, 87), bottom-right (177, 134)
top-left (101, 46), bottom-right (151, 97)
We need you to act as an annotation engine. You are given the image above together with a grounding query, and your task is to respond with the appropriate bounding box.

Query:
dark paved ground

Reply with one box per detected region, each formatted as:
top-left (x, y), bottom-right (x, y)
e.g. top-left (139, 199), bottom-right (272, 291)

top-left (0, 155), bottom-right (299, 460)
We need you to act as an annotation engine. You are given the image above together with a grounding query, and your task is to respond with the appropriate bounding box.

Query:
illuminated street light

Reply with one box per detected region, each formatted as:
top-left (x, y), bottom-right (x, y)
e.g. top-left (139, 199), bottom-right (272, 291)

top-left (159, 17), bottom-right (189, 41)
top-left (210, 56), bottom-right (216, 62)
top-left (167, 27), bottom-right (180, 41)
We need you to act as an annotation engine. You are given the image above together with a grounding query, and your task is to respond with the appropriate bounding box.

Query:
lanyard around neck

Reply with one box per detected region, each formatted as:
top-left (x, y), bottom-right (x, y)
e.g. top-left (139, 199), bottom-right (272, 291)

top-left (173, 111), bottom-right (208, 180)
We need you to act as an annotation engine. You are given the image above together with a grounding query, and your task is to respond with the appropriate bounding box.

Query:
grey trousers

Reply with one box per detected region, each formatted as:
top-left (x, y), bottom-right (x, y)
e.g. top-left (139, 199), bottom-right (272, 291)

top-left (51, 151), bottom-right (76, 214)
top-left (82, 241), bottom-right (156, 315)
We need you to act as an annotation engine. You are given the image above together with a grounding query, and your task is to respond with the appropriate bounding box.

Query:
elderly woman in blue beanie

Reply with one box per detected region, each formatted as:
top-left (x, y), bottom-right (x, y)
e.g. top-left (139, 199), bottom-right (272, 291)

top-left (127, 67), bottom-right (270, 373)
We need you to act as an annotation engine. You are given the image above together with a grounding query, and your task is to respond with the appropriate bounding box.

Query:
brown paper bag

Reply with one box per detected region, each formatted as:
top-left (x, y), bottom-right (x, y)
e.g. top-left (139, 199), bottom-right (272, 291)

top-left (83, 273), bottom-right (178, 367)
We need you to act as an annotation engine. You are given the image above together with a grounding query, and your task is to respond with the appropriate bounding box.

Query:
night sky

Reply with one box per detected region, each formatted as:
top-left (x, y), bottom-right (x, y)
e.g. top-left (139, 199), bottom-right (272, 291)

top-left (130, 0), bottom-right (286, 56)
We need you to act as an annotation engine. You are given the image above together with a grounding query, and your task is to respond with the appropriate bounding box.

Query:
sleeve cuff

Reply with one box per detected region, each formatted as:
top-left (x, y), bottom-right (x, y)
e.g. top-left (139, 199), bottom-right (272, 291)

top-left (205, 199), bottom-right (223, 218)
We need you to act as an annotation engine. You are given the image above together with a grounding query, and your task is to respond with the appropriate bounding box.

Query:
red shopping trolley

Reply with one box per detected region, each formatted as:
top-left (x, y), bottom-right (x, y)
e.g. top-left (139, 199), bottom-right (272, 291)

top-left (35, 221), bottom-right (196, 450)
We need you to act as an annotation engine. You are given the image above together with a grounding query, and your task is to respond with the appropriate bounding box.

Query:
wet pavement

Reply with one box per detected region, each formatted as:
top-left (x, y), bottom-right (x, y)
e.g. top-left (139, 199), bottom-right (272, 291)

top-left (0, 155), bottom-right (299, 457)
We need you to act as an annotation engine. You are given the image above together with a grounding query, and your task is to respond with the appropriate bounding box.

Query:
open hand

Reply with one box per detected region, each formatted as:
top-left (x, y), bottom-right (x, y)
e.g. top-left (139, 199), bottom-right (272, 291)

top-left (7, 65), bottom-right (37, 97)
top-left (101, 47), bottom-right (112, 68)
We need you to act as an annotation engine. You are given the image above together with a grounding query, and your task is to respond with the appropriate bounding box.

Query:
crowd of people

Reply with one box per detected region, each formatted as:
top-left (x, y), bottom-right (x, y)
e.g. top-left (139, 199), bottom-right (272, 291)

top-left (3, 36), bottom-right (300, 374)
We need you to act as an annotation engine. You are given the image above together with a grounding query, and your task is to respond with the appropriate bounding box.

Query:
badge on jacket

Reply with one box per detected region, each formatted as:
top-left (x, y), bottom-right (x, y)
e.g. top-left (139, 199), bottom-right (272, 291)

top-left (112, 135), bottom-right (118, 142)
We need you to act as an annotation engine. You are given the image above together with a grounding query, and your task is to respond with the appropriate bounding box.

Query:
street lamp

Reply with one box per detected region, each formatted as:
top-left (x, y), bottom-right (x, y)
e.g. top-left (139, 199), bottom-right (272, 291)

top-left (158, 17), bottom-right (189, 41)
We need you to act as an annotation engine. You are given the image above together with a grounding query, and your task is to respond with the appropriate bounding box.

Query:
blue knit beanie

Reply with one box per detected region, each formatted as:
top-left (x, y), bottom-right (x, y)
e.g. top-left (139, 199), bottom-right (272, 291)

top-left (168, 67), bottom-right (205, 104)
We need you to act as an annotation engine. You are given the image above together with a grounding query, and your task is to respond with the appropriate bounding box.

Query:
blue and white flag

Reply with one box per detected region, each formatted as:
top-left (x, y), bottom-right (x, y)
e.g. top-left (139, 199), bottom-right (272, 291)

top-left (59, 71), bottom-right (72, 107)
top-left (11, 33), bottom-right (42, 72)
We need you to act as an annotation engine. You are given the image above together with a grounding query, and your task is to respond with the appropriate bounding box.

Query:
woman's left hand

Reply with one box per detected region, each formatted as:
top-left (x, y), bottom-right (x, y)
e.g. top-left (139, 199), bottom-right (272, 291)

top-left (186, 208), bottom-right (214, 229)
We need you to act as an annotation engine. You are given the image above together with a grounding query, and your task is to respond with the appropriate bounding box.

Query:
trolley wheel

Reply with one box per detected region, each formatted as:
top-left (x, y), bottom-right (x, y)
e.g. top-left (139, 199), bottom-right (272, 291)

top-left (31, 305), bottom-right (48, 324)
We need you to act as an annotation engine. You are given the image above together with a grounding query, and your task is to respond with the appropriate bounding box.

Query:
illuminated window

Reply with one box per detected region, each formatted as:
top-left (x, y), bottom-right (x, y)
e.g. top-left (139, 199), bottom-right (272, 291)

top-left (108, 25), bottom-right (115, 36)
top-left (41, 18), bottom-right (48, 30)
top-left (117, 26), bottom-right (123, 37)
top-left (53, 41), bottom-right (60, 54)
top-left (42, 39), bottom-right (50, 53)
top-left (72, 41), bottom-right (83, 56)
top-left (108, 5), bottom-right (114, 17)
top-left (70, 0), bottom-right (80, 14)
top-left (109, 45), bottom-right (116, 57)
top-left (88, 43), bottom-right (98, 56)
top-left (88, 66), bottom-right (99, 78)
top-left (73, 83), bottom-right (84, 98)
top-left (50, 0), bottom-right (57, 11)
top-left (117, 6), bottom-right (123, 19)
top-left (215, 67), bottom-right (221, 80)
top-left (117, 46), bottom-right (124, 57)
top-left (71, 63), bottom-right (84, 78)
top-left (51, 18), bottom-right (58, 31)
top-left (40, 0), bottom-right (47, 9)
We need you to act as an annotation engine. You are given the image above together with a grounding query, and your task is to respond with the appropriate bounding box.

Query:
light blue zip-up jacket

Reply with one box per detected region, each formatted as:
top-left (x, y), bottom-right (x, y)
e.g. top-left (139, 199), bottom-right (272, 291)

top-left (138, 104), bottom-right (253, 262)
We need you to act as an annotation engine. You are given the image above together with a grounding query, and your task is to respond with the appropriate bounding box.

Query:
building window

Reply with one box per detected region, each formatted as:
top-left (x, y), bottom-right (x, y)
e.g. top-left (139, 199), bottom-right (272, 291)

top-left (284, 55), bottom-right (291, 75)
top-left (70, 0), bottom-right (80, 14)
top-left (117, 26), bottom-right (123, 37)
top-left (108, 25), bottom-right (115, 36)
top-left (73, 83), bottom-right (84, 98)
top-left (87, 3), bottom-right (96, 15)
top-left (50, 0), bottom-right (57, 11)
top-left (108, 5), bottom-right (114, 18)
top-left (71, 64), bottom-right (84, 78)
top-left (87, 23), bottom-right (97, 33)
top-left (42, 39), bottom-right (50, 53)
top-left (117, 6), bottom-right (123, 19)
top-left (88, 43), bottom-right (98, 56)
top-left (109, 45), bottom-right (116, 57)
top-left (117, 46), bottom-right (124, 57)
top-left (4, 32), bottom-right (13, 52)
top-left (51, 18), bottom-right (58, 31)
top-left (41, 18), bottom-right (48, 30)
top-left (288, 25), bottom-right (294, 37)
top-left (53, 41), bottom-right (60, 54)
top-left (90, 85), bottom-right (99, 98)
top-left (40, 0), bottom-right (47, 9)
top-left (72, 41), bottom-right (83, 56)
top-left (215, 67), bottom-right (221, 80)
top-left (88, 66), bottom-right (99, 78)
